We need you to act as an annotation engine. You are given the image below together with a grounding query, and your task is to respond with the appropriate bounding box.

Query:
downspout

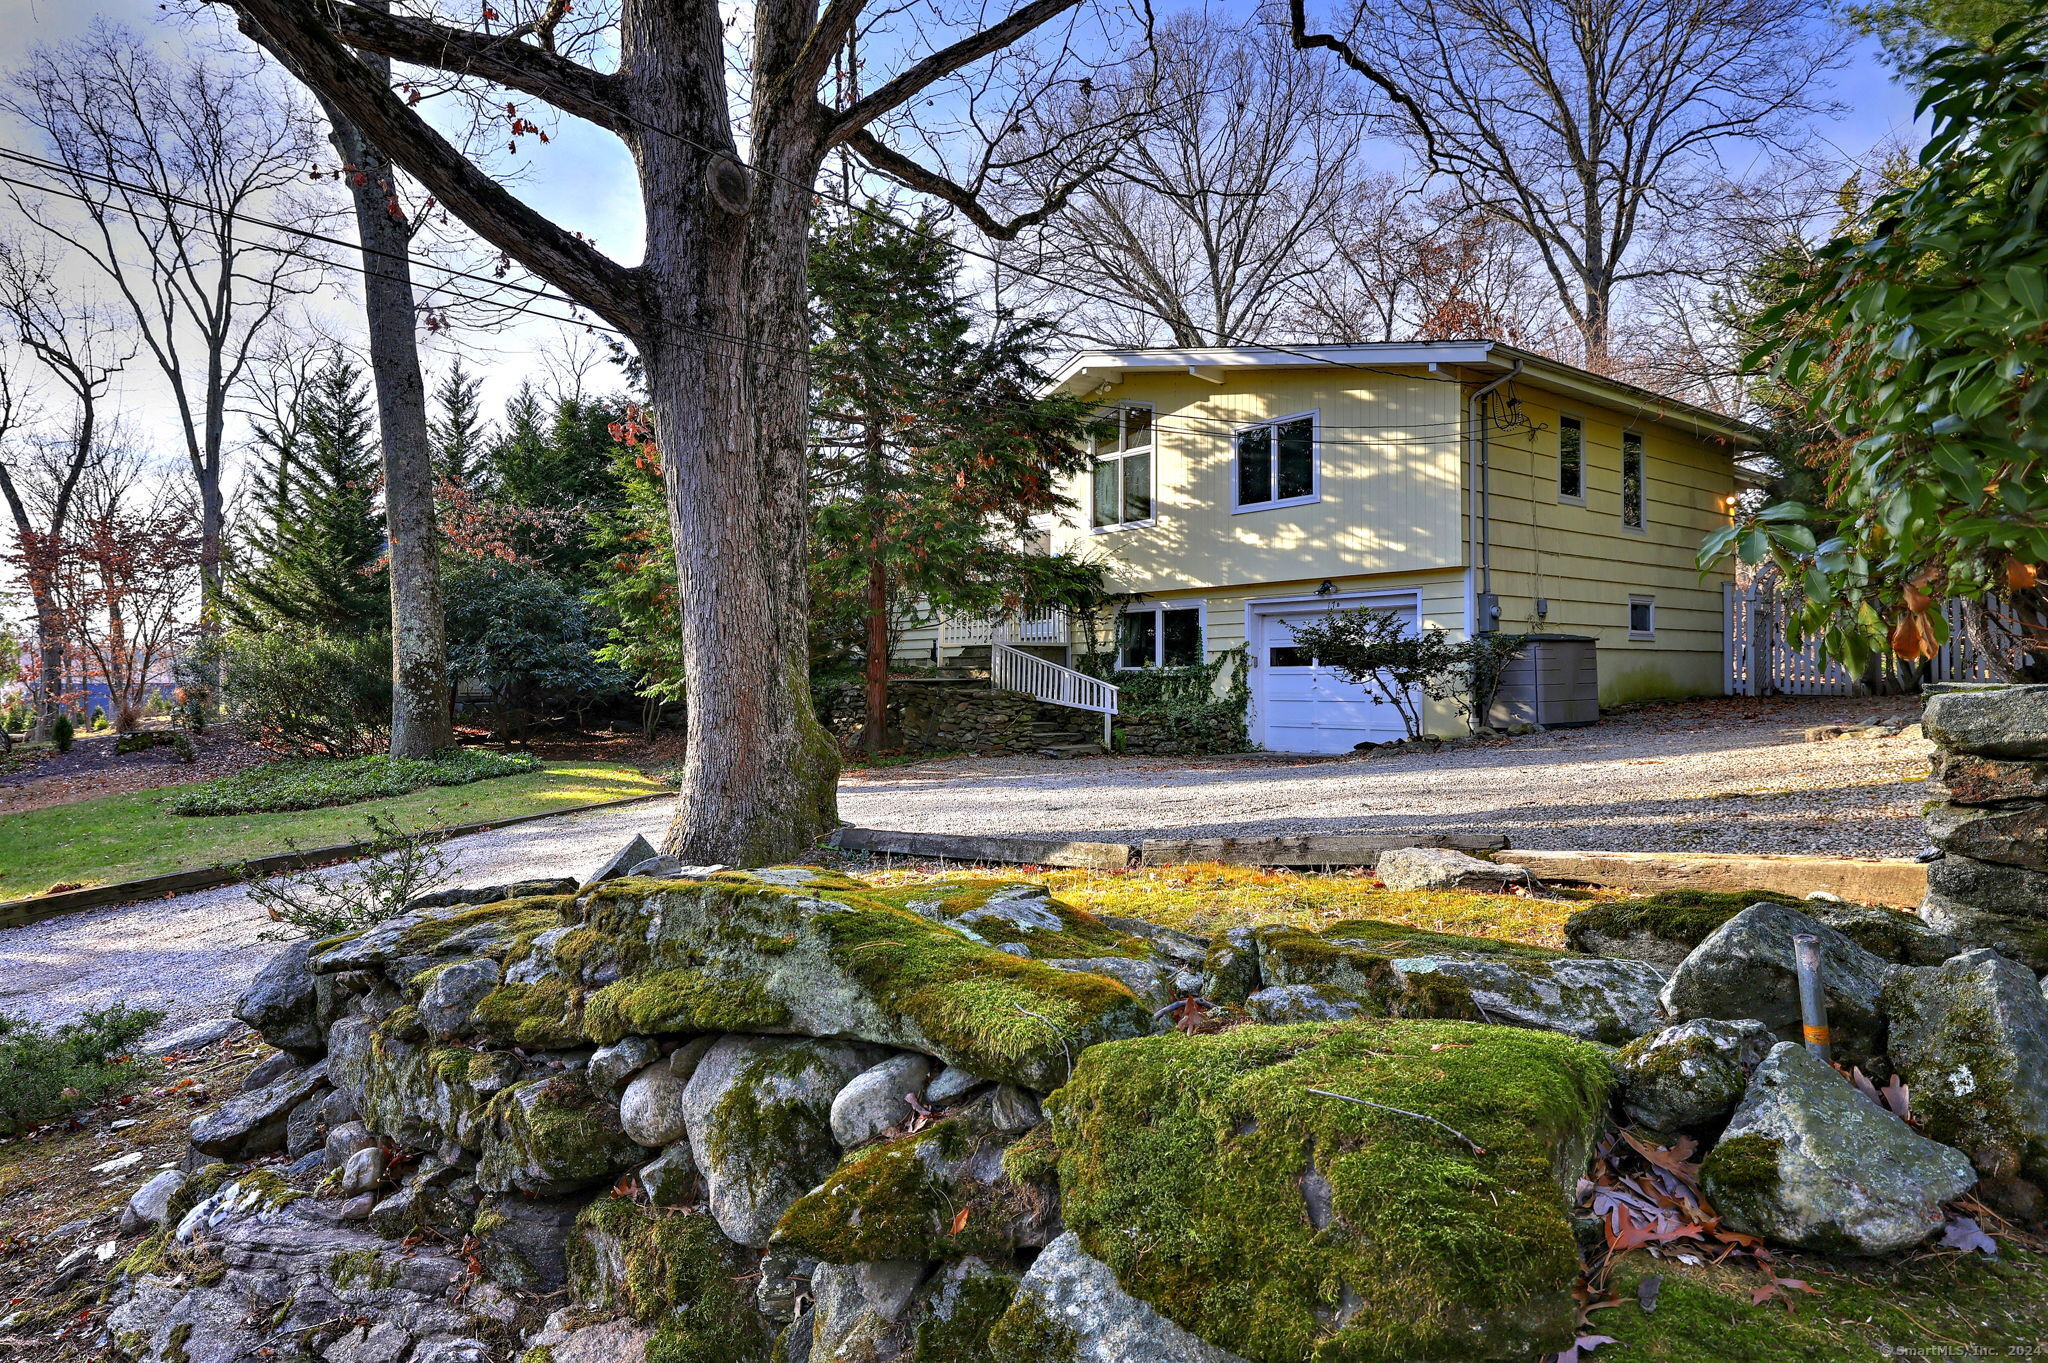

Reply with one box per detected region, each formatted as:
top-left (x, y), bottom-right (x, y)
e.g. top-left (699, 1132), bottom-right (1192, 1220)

top-left (1468, 358), bottom-right (1524, 633)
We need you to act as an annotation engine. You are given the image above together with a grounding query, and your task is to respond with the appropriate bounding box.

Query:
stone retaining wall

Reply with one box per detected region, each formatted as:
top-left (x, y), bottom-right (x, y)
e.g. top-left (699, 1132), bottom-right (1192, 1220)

top-left (1921, 684), bottom-right (2048, 968)
top-left (819, 677), bottom-right (1100, 753)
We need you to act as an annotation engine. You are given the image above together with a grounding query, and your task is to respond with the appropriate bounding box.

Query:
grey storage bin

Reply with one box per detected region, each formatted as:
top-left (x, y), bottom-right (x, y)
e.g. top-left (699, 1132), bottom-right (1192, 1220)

top-left (1487, 634), bottom-right (1599, 728)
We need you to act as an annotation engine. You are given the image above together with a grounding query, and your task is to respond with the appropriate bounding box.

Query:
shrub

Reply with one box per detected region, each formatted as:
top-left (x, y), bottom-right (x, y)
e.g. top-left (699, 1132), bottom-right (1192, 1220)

top-left (1285, 610), bottom-right (1469, 741)
top-left (89, 706), bottom-right (106, 731)
top-left (245, 812), bottom-right (454, 940)
top-left (444, 561), bottom-right (627, 739)
top-left (218, 626), bottom-right (392, 756)
top-left (51, 714), bottom-right (73, 752)
top-left (170, 748), bottom-right (541, 816)
top-left (116, 731), bottom-right (166, 755)
top-left (0, 1004), bottom-right (163, 1135)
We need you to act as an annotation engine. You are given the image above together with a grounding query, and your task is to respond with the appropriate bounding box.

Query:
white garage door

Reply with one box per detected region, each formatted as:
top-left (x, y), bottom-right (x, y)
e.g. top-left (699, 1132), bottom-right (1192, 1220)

top-left (1255, 605), bottom-right (1416, 754)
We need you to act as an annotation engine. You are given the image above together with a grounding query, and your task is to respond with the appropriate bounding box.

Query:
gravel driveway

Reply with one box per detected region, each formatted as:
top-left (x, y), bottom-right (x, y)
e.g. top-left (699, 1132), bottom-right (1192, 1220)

top-left (0, 695), bottom-right (1932, 1038)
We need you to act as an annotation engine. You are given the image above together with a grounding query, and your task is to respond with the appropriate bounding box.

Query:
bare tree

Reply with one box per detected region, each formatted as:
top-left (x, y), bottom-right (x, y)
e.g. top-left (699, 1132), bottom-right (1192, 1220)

top-left (1288, 0), bottom-right (1850, 369)
top-left (2, 22), bottom-right (329, 621)
top-left (998, 11), bottom-right (1369, 346)
top-left (1287, 177), bottom-right (1567, 346)
top-left (0, 241), bottom-right (131, 739)
top-left (204, 0), bottom-right (1139, 861)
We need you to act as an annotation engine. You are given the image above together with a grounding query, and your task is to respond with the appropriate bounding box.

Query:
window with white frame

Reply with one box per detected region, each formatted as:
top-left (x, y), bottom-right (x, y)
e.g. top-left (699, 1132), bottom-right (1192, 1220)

top-left (1117, 603), bottom-right (1203, 669)
top-left (1090, 405), bottom-right (1154, 529)
top-left (1234, 411), bottom-right (1317, 510)
top-left (1558, 414), bottom-right (1585, 502)
top-left (1621, 430), bottom-right (1646, 531)
top-left (1628, 595), bottom-right (1656, 639)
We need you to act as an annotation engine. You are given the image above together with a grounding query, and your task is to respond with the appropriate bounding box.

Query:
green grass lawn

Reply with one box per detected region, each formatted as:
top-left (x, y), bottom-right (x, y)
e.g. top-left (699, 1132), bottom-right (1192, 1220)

top-left (0, 760), bottom-right (667, 897)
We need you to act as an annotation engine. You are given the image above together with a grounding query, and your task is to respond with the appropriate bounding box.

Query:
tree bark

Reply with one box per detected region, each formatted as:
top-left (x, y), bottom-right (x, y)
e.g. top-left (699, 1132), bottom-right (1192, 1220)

top-left (318, 27), bottom-right (452, 760)
top-left (862, 414), bottom-right (890, 754)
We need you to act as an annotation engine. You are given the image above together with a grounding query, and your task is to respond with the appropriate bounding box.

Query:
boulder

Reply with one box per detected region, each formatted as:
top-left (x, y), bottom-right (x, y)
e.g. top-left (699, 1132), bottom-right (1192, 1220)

top-left (1703, 1043), bottom-right (1976, 1255)
top-left (1613, 1019), bottom-right (1775, 1134)
top-left (1885, 948), bottom-right (2048, 1217)
top-left (473, 1192), bottom-right (587, 1293)
top-left (1660, 904), bottom-right (1895, 1069)
top-left (988, 1232), bottom-right (1250, 1363)
top-left (564, 1197), bottom-right (776, 1355)
top-left (416, 958), bottom-right (502, 1039)
top-left (1245, 984), bottom-right (1367, 1024)
top-left (1039, 1018), bottom-right (1611, 1361)
top-left (636, 1143), bottom-right (702, 1207)
top-left (120, 1169), bottom-right (186, 1233)
top-left (1925, 802), bottom-right (2048, 872)
top-left (1199, 928), bottom-right (1260, 1006)
top-left (1388, 954), bottom-right (1670, 1046)
top-left (241, 1049), bottom-right (302, 1093)
top-left (142, 1018), bottom-right (246, 1056)
top-left (619, 1039), bottom-right (715, 1148)
top-left (565, 871), bottom-right (1151, 1090)
top-left (584, 834), bottom-right (659, 888)
top-left (341, 1146), bottom-right (388, 1197)
top-left (475, 1075), bottom-right (641, 1197)
top-left (586, 1035), bottom-right (660, 1102)
top-left (810, 1261), bottom-right (932, 1359)
top-left (1375, 846), bottom-right (1529, 892)
top-left (828, 1052), bottom-right (934, 1149)
top-left (1935, 751), bottom-right (2048, 805)
top-left (235, 941), bottom-right (323, 1058)
top-left (1043, 956), bottom-right (1176, 1009)
top-left (926, 1064), bottom-right (988, 1106)
top-left (1568, 892), bottom-right (1951, 968)
top-left (326, 1015), bottom-right (495, 1155)
top-left (1923, 857), bottom-right (2048, 971)
top-left (774, 1090), bottom-right (1061, 1264)
top-left (680, 1035), bottom-right (885, 1247)
top-left (522, 1312), bottom-right (654, 1363)
top-left (188, 1060), bottom-right (329, 1160)
top-left (1923, 684), bottom-right (2048, 759)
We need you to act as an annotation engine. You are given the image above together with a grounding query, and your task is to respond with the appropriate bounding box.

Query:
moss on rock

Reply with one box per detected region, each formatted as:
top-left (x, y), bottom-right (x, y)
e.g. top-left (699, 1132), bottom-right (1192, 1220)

top-left (468, 977), bottom-right (588, 1049)
top-left (476, 1075), bottom-right (642, 1197)
top-left (1045, 1018), bottom-right (1613, 1363)
top-left (565, 1196), bottom-right (773, 1363)
top-left (1320, 919), bottom-right (1568, 961)
top-left (585, 967), bottom-right (789, 1044)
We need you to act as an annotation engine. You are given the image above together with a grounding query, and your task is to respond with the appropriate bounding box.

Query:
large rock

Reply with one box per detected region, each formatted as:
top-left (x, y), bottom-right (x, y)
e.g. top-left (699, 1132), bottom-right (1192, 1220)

top-left (1199, 928), bottom-right (1260, 1005)
top-left (587, 1035), bottom-right (660, 1102)
top-left (188, 1060), bottom-right (328, 1159)
top-left (988, 1232), bottom-right (1249, 1363)
top-left (1925, 802), bottom-right (2048, 871)
top-left (1387, 954), bottom-right (1670, 1046)
top-left (473, 1192), bottom-right (587, 1293)
top-left (828, 1052), bottom-right (934, 1149)
top-left (475, 1075), bottom-right (641, 1197)
top-left (1923, 684), bottom-right (2048, 759)
top-left (1886, 948), bottom-right (2048, 1217)
top-left (326, 1014), bottom-right (496, 1155)
top-left (619, 1038), bottom-right (714, 1148)
top-left (120, 1169), bottom-right (187, 1233)
top-left (1375, 846), bottom-right (1528, 892)
top-left (235, 941), bottom-right (323, 1058)
top-left (583, 834), bottom-right (658, 888)
top-left (416, 958), bottom-right (502, 1039)
top-left (563, 1197), bottom-right (775, 1356)
top-left (566, 871), bottom-right (1152, 1090)
top-left (679, 1035), bottom-right (885, 1247)
top-left (1568, 892), bottom-right (1952, 968)
top-left (1244, 984), bottom-right (1367, 1024)
top-left (1613, 1019), bottom-right (1775, 1134)
top-left (1922, 856), bottom-right (2048, 971)
top-left (1700, 1043), bottom-right (1977, 1255)
top-left (1040, 1018), bottom-right (1611, 1361)
top-left (1660, 904), bottom-right (1895, 1069)
top-left (1935, 750), bottom-right (2048, 804)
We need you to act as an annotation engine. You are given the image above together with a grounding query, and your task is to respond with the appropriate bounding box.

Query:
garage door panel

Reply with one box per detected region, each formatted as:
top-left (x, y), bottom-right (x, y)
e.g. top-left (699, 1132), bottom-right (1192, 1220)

top-left (1254, 606), bottom-right (1417, 754)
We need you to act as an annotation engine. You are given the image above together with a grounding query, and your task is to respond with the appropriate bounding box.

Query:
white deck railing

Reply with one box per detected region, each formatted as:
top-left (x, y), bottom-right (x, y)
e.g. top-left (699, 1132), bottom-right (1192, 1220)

top-left (990, 642), bottom-right (1117, 746)
top-left (936, 607), bottom-right (1068, 652)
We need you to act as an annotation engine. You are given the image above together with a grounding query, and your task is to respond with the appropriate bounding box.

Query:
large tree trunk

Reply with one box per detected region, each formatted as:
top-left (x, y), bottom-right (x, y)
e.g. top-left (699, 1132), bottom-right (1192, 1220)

top-left (29, 587), bottom-right (64, 740)
top-left (633, 5), bottom-right (841, 863)
top-left (320, 32), bottom-right (452, 760)
top-left (862, 417), bottom-right (889, 754)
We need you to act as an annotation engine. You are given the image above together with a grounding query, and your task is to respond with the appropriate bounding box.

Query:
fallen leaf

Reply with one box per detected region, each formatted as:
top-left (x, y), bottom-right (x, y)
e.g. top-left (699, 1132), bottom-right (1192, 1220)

top-left (1940, 1215), bottom-right (1999, 1257)
top-left (948, 1206), bottom-right (972, 1236)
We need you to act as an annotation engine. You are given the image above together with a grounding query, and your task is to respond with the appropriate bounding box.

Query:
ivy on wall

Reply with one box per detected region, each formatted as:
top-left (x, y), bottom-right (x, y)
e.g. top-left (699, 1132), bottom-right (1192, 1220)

top-left (1080, 644), bottom-right (1252, 754)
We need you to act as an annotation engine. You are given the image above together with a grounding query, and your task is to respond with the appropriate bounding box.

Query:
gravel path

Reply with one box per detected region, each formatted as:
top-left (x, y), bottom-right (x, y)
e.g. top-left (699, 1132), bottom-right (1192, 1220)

top-left (0, 695), bottom-right (1931, 1038)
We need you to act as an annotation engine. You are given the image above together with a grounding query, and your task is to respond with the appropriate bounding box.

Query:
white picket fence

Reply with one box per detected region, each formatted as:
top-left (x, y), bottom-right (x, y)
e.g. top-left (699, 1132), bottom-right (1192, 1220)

top-left (1724, 582), bottom-right (2012, 696)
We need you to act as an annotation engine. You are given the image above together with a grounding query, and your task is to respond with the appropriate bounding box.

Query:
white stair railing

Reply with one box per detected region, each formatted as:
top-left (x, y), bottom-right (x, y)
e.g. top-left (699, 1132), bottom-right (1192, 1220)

top-left (990, 642), bottom-right (1117, 747)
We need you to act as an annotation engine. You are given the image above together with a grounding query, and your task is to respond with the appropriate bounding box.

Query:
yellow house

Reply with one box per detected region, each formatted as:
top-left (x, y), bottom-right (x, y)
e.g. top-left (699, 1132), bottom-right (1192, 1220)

top-left (900, 341), bottom-right (1762, 753)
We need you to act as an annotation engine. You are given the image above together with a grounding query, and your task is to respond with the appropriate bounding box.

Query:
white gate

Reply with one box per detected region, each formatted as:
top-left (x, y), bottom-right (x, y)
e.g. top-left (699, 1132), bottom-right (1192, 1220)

top-left (1724, 582), bottom-right (2013, 696)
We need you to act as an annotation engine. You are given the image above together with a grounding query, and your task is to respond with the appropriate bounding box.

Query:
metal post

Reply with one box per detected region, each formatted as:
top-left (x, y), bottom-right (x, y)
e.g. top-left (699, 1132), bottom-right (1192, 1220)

top-left (1793, 933), bottom-right (1830, 1062)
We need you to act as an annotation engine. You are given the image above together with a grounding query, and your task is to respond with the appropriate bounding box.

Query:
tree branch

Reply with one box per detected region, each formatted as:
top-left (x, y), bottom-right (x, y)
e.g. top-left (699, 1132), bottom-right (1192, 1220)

top-left (1285, 0), bottom-right (1444, 173)
top-left (843, 130), bottom-right (1091, 240)
top-left (214, 0), bottom-right (646, 336)
top-left (325, 0), bottom-right (630, 133)
top-left (789, 0), bottom-right (868, 98)
top-left (827, 0), bottom-right (1085, 145)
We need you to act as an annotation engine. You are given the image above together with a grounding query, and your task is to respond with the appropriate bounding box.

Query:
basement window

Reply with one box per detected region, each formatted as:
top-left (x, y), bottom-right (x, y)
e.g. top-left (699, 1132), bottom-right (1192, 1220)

top-left (1118, 604), bottom-right (1204, 668)
top-left (1628, 595), bottom-right (1656, 640)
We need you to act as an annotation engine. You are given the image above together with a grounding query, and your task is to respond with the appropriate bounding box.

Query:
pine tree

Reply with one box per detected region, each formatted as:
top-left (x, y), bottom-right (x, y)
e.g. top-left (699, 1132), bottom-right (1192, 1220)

top-left (234, 357), bottom-right (389, 632)
top-left (429, 361), bottom-right (492, 491)
top-left (807, 207), bottom-right (1103, 750)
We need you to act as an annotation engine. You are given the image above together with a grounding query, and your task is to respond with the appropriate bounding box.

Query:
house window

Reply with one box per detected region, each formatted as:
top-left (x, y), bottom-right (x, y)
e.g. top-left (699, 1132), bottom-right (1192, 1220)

top-left (1118, 604), bottom-right (1203, 668)
top-left (1558, 415), bottom-right (1585, 502)
top-left (1091, 405), bottom-right (1153, 529)
top-left (1621, 430), bottom-right (1646, 531)
top-left (1233, 412), bottom-right (1317, 511)
top-left (1628, 595), bottom-right (1656, 640)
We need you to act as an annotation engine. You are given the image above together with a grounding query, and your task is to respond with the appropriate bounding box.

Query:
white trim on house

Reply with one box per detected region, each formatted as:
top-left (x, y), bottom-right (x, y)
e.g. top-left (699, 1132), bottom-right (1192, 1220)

top-left (1230, 408), bottom-right (1322, 514)
top-left (1628, 594), bottom-right (1657, 640)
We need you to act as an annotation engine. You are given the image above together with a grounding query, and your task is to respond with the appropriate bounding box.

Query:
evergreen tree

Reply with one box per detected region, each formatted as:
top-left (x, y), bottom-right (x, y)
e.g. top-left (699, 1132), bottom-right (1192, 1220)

top-left (429, 361), bottom-right (492, 491)
top-left (807, 207), bottom-right (1103, 750)
top-left (233, 357), bottom-right (388, 632)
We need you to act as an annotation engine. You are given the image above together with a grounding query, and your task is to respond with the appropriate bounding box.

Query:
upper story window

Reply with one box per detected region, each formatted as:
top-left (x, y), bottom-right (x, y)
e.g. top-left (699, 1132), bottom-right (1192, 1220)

top-left (1621, 430), bottom-right (1646, 531)
top-left (1117, 603), bottom-right (1204, 668)
top-left (1558, 415), bottom-right (1585, 503)
top-left (1234, 411), bottom-right (1317, 511)
top-left (1091, 405), bottom-right (1153, 529)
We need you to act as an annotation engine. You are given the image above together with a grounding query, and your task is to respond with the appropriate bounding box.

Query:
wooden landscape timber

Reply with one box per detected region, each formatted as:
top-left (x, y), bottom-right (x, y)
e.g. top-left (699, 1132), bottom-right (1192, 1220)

top-left (1139, 832), bottom-right (1512, 868)
top-left (1502, 849), bottom-right (1928, 909)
